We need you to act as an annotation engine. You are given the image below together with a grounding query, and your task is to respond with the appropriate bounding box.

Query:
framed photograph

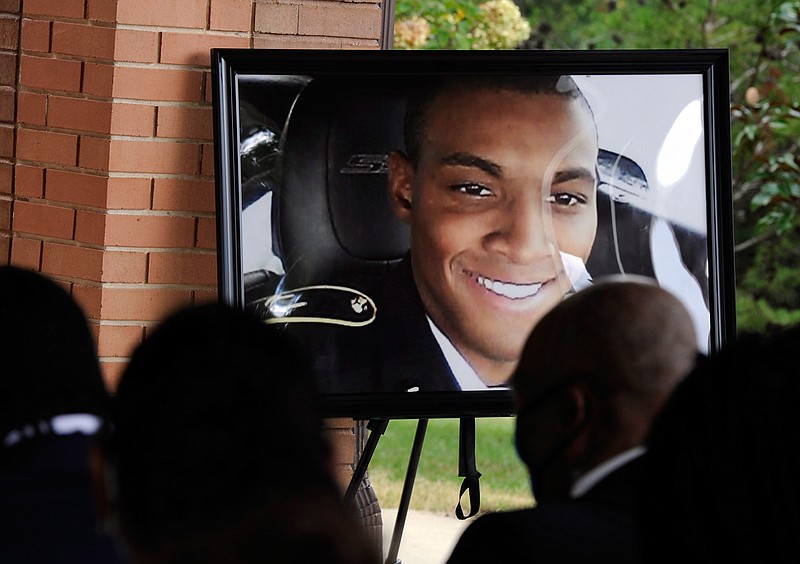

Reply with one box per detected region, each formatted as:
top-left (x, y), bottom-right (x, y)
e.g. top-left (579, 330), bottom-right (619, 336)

top-left (212, 49), bottom-right (735, 419)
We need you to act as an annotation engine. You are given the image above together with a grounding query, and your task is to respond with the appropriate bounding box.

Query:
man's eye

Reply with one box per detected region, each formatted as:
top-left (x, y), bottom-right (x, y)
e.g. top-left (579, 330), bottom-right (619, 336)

top-left (453, 183), bottom-right (493, 197)
top-left (546, 193), bottom-right (586, 207)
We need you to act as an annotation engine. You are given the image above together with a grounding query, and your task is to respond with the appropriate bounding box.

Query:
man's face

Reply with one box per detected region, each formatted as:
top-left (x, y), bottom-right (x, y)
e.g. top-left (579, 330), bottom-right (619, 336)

top-left (389, 87), bottom-right (598, 385)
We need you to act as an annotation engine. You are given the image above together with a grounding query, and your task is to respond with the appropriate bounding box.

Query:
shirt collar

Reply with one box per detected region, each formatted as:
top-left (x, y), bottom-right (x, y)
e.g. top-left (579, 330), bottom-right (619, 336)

top-left (570, 446), bottom-right (647, 498)
top-left (426, 316), bottom-right (495, 391)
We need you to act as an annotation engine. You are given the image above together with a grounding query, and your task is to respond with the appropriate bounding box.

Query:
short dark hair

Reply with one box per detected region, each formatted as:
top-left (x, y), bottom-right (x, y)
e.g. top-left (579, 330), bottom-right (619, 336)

top-left (0, 266), bottom-right (108, 438)
top-left (403, 75), bottom-right (593, 165)
top-left (108, 303), bottom-right (335, 552)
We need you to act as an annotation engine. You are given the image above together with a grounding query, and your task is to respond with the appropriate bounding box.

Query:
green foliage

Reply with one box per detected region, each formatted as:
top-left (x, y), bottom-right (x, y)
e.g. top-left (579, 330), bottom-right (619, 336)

top-left (369, 418), bottom-right (533, 513)
top-left (736, 292), bottom-right (800, 334)
top-left (394, 0), bottom-right (530, 50)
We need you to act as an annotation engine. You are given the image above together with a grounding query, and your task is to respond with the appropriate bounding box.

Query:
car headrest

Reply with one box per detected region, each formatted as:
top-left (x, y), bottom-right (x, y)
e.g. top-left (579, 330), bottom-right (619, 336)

top-left (275, 77), bottom-right (410, 289)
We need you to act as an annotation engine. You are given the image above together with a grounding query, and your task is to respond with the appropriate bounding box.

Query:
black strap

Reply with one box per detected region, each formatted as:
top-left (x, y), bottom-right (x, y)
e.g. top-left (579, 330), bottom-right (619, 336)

top-left (455, 417), bottom-right (481, 520)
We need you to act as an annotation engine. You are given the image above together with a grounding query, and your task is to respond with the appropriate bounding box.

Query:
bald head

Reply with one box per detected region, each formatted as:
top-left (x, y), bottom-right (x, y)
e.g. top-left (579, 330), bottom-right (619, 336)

top-left (512, 278), bottom-right (698, 501)
top-left (514, 277), bottom-right (697, 410)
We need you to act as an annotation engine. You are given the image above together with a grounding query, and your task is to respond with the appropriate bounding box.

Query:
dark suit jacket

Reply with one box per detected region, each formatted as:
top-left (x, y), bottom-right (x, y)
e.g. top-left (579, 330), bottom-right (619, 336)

top-left (447, 458), bottom-right (643, 564)
top-left (0, 434), bottom-right (124, 563)
top-left (290, 257), bottom-right (460, 394)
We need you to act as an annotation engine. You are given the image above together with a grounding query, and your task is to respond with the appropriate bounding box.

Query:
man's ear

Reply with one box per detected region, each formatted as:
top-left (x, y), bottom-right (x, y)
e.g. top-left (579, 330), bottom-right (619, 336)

top-left (387, 150), bottom-right (414, 223)
top-left (564, 382), bottom-right (590, 434)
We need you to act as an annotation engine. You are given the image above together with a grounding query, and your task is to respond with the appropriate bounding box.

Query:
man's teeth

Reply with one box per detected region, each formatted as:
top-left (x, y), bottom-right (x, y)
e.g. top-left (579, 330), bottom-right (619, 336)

top-left (476, 275), bottom-right (543, 299)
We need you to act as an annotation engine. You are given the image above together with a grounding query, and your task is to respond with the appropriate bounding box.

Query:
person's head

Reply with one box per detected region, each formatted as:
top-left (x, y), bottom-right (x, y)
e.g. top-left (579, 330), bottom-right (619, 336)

top-left (105, 303), bottom-right (374, 562)
top-left (0, 266), bottom-right (108, 443)
top-left (639, 326), bottom-right (800, 564)
top-left (388, 75), bottom-right (599, 385)
top-left (512, 277), bottom-right (697, 502)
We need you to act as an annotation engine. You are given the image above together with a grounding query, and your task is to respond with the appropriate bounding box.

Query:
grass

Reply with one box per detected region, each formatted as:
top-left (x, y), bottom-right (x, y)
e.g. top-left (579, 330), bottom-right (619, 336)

top-left (368, 417), bottom-right (534, 515)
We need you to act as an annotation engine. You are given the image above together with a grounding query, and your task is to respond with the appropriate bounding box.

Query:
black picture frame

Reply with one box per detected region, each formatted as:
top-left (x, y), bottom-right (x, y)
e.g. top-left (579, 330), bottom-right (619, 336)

top-left (212, 48), bottom-right (735, 419)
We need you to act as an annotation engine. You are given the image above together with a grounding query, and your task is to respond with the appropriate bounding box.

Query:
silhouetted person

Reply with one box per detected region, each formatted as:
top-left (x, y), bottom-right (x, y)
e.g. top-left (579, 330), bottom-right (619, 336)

top-left (0, 266), bottom-right (121, 563)
top-left (102, 303), bottom-right (379, 564)
top-left (639, 326), bottom-right (800, 563)
top-left (448, 277), bottom-right (698, 563)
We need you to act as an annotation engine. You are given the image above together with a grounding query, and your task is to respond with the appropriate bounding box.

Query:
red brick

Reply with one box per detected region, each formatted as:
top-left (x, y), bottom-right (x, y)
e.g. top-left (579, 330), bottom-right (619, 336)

top-left (0, 163), bottom-right (11, 194)
top-left (111, 102), bottom-right (155, 137)
top-left (23, 0), bottom-right (84, 19)
top-left (210, 0), bottom-right (252, 32)
top-left (108, 139), bottom-right (200, 175)
top-left (196, 216), bottom-right (216, 249)
top-left (203, 71), bottom-right (212, 103)
top-left (252, 34), bottom-right (376, 50)
top-left (0, 52), bottom-right (15, 86)
top-left (17, 128), bottom-right (78, 166)
top-left (83, 62), bottom-right (114, 97)
top-left (73, 209), bottom-right (106, 245)
top-left (0, 234), bottom-right (9, 266)
top-left (52, 22), bottom-right (115, 60)
top-left (0, 0), bottom-right (20, 11)
top-left (102, 249), bottom-right (148, 282)
top-left (160, 32), bottom-right (249, 67)
top-left (200, 143), bottom-right (213, 176)
top-left (86, 0), bottom-right (116, 23)
top-left (10, 236), bottom-right (42, 269)
top-left (41, 241), bottom-right (103, 281)
top-left (0, 123), bottom-right (12, 158)
top-left (100, 360), bottom-right (126, 393)
top-left (148, 251), bottom-right (216, 285)
top-left (107, 176), bottom-right (151, 209)
top-left (0, 14), bottom-right (20, 51)
top-left (115, 29), bottom-right (159, 63)
top-left (16, 91), bottom-right (46, 125)
top-left (254, 3), bottom-right (298, 35)
top-left (94, 323), bottom-right (144, 357)
top-left (13, 200), bottom-right (74, 239)
top-left (20, 18), bottom-right (49, 52)
top-left (78, 135), bottom-right (110, 171)
top-left (0, 198), bottom-right (10, 230)
top-left (156, 105), bottom-right (212, 140)
top-left (117, 0), bottom-right (207, 29)
top-left (48, 95), bottom-right (112, 134)
top-left (113, 66), bottom-right (204, 103)
top-left (326, 427), bottom-right (356, 464)
top-left (97, 285), bottom-right (194, 321)
top-left (19, 55), bottom-right (81, 93)
top-left (298, 3), bottom-right (381, 39)
top-left (0, 89), bottom-right (14, 121)
top-left (152, 178), bottom-right (214, 212)
top-left (46, 169), bottom-right (108, 207)
top-left (193, 287), bottom-right (217, 304)
top-left (104, 213), bottom-right (196, 247)
top-left (14, 163), bottom-right (44, 197)
top-left (71, 283), bottom-right (101, 319)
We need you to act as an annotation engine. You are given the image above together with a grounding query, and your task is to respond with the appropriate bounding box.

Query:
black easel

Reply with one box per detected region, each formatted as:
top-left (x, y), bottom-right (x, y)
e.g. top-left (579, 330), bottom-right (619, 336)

top-left (344, 417), bottom-right (480, 564)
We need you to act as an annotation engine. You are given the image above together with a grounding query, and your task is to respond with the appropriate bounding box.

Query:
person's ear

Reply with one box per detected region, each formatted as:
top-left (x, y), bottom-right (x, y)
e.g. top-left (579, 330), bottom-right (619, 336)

top-left (564, 383), bottom-right (590, 432)
top-left (388, 150), bottom-right (414, 223)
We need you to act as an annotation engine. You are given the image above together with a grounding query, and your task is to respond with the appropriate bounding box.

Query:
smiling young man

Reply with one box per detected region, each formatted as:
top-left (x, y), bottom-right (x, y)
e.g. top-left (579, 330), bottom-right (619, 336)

top-left (298, 75), bottom-right (600, 394)
top-left (385, 75), bottom-right (599, 389)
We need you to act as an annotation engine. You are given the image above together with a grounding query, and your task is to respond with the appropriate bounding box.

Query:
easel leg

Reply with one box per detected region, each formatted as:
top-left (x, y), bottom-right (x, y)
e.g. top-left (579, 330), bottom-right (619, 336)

top-left (345, 418), bottom-right (389, 504)
top-left (386, 418), bottom-right (429, 564)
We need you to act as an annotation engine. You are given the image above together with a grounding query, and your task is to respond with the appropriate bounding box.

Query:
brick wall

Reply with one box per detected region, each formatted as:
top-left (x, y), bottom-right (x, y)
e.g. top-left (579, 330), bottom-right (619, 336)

top-left (5, 0), bottom-right (390, 492)
top-left (0, 0), bottom-right (18, 263)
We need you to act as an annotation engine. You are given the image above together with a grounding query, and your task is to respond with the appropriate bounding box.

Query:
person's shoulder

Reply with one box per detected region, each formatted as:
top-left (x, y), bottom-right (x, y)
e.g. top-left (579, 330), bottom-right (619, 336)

top-left (449, 503), bottom-right (639, 564)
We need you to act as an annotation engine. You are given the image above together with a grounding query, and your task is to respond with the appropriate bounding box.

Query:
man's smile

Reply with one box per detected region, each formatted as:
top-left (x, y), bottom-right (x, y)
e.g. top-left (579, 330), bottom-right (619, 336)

top-left (476, 274), bottom-right (545, 300)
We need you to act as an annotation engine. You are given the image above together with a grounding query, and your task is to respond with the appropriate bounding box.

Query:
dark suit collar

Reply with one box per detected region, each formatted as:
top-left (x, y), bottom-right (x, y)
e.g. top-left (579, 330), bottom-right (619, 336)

top-left (376, 256), bottom-right (460, 392)
top-left (579, 456), bottom-right (644, 512)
